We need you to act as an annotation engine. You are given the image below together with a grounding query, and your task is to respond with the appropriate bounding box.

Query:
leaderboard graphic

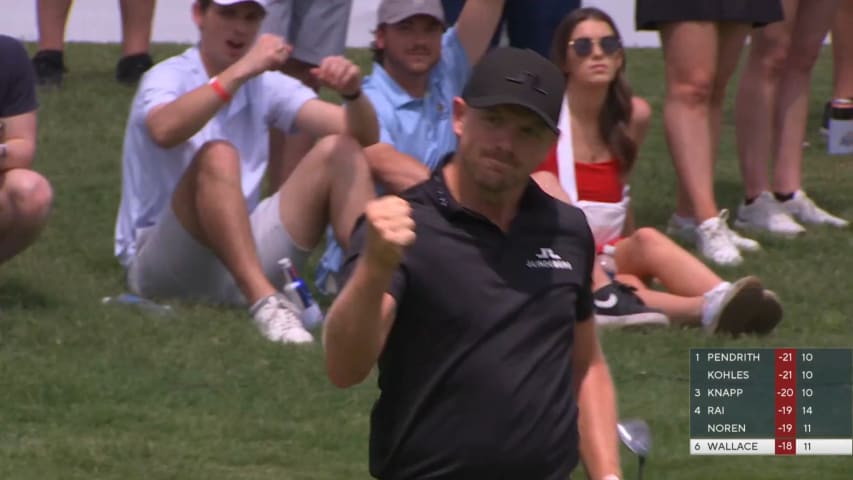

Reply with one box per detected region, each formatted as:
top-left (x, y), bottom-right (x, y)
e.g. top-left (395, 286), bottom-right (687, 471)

top-left (690, 348), bottom-right (853, 455)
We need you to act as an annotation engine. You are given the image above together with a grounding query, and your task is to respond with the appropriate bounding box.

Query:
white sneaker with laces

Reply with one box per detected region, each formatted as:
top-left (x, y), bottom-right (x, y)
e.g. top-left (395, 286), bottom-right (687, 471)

top-left (250, 293), bottom-right (314, 344)
top-left (702, 277), bottom-right (764, 335)
top-left (781, 190), bottom-right (849, 228)
top-left (696, 212), bottom-right (743, 266)
top-left (668, 211), bottom-right (760, 252)
top-left (735, 192), bottom-right (806, 237)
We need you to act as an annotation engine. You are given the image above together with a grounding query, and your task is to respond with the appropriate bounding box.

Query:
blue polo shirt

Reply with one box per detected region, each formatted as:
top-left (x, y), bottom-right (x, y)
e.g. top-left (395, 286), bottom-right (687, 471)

top-left (364, 26), bottom-right (470, 171)
top-left (315, 27), bottom-right (471, 293)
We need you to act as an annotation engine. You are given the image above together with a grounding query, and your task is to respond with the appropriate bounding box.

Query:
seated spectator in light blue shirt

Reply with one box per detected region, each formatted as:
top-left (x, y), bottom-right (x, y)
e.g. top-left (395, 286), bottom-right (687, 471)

top-left (315, 0), bottom-right (504, 293)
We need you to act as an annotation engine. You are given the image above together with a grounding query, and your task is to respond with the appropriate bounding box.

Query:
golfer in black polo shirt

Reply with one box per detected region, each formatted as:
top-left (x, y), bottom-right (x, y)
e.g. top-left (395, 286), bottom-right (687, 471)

top-left (324, 47), bottom-right (622, 480)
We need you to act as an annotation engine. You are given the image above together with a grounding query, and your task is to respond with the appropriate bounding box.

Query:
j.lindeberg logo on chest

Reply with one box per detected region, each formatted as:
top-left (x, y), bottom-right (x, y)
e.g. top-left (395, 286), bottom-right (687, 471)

top-left (526, 248), bottom-right (573, 270)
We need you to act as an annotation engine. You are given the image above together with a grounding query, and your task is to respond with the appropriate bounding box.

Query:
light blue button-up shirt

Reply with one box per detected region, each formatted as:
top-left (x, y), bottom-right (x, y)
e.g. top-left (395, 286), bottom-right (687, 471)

top-left (364, 26), bottom-right (470, 171)
top-left (316, 27), bottom-right (472, 293)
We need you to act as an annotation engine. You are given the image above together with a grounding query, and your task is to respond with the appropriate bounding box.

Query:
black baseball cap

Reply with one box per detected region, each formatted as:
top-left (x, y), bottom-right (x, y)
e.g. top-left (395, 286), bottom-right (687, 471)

top-left (462, 47), bottom-right (565, 134)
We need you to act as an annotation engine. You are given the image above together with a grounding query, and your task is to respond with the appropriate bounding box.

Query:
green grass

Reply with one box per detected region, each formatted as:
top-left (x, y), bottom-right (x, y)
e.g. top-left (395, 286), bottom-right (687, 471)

top-left (1, 42), bottom-right (851, 479)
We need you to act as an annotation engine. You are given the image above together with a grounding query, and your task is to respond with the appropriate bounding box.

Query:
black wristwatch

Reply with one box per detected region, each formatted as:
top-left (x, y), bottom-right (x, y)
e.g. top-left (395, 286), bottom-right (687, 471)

top-left (341, 90), bottom-right (362, 101)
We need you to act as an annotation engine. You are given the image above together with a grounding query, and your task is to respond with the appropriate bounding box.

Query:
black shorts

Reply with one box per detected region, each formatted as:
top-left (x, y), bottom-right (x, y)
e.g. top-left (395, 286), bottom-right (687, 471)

top-left (635, 0), bottom-right (784, 31)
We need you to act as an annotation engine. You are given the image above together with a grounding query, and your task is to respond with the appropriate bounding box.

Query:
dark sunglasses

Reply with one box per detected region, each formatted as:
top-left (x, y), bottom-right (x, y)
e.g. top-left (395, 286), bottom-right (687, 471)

top-left (568, 35), bottom-right (622, 57)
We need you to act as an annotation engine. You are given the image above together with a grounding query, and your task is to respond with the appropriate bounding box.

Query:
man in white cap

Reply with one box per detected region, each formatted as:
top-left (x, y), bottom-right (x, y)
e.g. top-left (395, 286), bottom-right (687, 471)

top-left (114, 0), bottom-right (378, 344)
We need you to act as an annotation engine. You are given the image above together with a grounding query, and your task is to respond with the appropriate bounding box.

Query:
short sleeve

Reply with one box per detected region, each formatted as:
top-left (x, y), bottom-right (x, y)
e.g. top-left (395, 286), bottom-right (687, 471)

top-left (337, 215), bottom-right (407, 302)
top-left (137, 64), bottom-right (186, 119)
top-left (575, 218), bottom-right (596, 323)
top-left (0, 36), bottom-right (38, 117)
top-left (438, 27), bottom-right (471, 98)
top-left (262, 72), bottom-right (317, 134)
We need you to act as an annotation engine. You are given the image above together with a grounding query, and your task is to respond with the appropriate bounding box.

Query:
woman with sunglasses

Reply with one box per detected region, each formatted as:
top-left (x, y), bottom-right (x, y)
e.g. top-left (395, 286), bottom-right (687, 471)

top-left (635, 0), bottom-right (784, 266)
top-left (532, 7), bottom-right (783, 335)
top-left (733, 0), bottom-right (848, 235)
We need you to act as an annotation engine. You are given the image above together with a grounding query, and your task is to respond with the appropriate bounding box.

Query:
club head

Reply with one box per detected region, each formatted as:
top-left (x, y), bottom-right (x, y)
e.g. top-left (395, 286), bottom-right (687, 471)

top-left (617, 418), bottom-right (652, 457)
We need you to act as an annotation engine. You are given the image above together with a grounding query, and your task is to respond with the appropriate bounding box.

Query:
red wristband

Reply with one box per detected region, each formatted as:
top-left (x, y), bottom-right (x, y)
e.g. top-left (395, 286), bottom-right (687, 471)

top-left (208, 76), bottom-right (232, 102)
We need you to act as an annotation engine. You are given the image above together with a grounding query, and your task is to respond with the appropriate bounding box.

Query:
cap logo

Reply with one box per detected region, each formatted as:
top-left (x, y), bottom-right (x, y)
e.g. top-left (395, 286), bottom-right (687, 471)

top-left (505, 71), bottom-right (548, 95)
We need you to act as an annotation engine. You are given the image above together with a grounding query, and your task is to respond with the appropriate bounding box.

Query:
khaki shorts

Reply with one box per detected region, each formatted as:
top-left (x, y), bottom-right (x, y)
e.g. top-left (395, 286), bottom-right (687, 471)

top-left (261, 0), bottom-right (353, 65)
top-left (127, 192), bottom-right (310, 306)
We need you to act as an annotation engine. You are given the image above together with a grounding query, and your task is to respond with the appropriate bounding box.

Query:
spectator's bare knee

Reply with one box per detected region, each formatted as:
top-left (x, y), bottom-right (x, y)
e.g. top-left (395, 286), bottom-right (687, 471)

top-left (758, 48), bottom-right (789, 83)
top-left (669, 72), bottom-right (714, 106)
top-left (313, 134), bottom-right (368, 173)
top-left (632, 227), bottom-right (666, 248)
top-left (3, 169), bottom-right (53, 223)
top-left (193, 140), bottom-right (241, 178)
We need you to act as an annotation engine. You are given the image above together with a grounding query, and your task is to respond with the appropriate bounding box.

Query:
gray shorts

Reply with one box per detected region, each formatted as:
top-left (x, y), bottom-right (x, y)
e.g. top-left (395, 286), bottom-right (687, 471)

top-left (261, 0), bottom-right (354, 65)
top-left (127, 191), bottom-right (311, 306)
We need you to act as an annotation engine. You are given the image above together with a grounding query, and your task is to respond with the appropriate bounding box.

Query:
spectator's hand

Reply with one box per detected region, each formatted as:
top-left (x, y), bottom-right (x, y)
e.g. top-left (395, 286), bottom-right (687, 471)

top-left (364, 196), bottom-right (416, 272)
top-left (239, 34), bottom-right (292, 77)
top-left (310, 56), bottom-right (362, 98)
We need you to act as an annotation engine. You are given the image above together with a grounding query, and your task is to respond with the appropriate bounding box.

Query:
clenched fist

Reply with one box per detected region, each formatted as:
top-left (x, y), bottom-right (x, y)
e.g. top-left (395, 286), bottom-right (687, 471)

top-left (240, 33), bottom-right (292, 77)
top-left (364, 196), bottom-right (416, 272)
top-left (311, 56), bottom-right (363, 98)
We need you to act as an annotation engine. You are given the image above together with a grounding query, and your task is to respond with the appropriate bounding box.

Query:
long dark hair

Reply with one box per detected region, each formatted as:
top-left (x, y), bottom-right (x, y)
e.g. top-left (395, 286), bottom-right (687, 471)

top-left (550, 7), bottom-right (636, 174)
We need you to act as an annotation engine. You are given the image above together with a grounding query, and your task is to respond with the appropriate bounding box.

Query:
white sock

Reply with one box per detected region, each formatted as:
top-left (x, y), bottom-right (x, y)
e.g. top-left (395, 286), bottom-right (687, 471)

top-left (701, 281), bottom-right (731, 327)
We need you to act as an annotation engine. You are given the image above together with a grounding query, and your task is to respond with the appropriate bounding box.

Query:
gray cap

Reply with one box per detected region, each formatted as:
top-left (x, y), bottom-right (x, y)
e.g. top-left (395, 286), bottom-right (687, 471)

top-left (377, 0), bottom-right (445, 26)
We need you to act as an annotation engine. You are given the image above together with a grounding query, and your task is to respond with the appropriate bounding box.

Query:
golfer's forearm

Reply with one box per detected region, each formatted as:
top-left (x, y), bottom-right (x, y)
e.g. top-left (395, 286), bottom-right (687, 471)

top-left (578, 360), bottom-right (621, 479)
top-left (323, 259), bottom-right (394, 388)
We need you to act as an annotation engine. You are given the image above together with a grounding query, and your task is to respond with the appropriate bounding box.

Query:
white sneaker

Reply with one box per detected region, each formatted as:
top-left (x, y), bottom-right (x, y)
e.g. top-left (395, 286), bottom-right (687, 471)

top-left (696, 212), bottom-right (743, 266)
top-left (735, 192), bottom-right (806, 237)
top-left (781, 190), bottom-right (849, 228)
top-left (725, 225), bottom-right (761, 252)
top-left (250, 293), bottom-right (314, 344)
top-left (669, 211), bottom-right (760, 252)
top-left (702, 277), bottom-right (764, 335)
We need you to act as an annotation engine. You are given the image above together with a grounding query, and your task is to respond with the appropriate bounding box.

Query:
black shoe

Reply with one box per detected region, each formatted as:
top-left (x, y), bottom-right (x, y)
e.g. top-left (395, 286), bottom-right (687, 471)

top-left (32, 50), bottom-right (65, 88)
top-left (594, 281), bottom-right (670, 328)
top-left (115, 53), bottom-right (153, 85)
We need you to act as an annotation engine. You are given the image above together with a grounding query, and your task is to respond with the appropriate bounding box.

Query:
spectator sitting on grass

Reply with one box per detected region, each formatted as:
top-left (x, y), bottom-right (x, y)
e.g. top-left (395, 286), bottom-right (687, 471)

top-left (114, 0), bottom-right (378, 345)
top-left (0, 35), bottom-right (54, 267)
top-left (315, 0), bottom-right (669, 330)
top-left (532, 7), bottom-right (783, 335)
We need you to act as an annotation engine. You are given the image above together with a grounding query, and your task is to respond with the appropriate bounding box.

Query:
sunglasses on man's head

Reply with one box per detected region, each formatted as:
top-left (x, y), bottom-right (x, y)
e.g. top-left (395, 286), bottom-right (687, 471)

top-left (568, 36), bottom-right (622, 57)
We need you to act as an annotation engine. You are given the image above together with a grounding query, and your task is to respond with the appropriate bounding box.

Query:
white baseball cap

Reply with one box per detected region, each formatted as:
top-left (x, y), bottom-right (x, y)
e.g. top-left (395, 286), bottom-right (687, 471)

top-left (211, 0), bottom-right (268, 10)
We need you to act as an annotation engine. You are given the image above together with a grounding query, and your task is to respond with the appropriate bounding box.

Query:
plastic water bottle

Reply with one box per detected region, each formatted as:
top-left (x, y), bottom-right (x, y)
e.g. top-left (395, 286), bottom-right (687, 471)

top-left (101, 293), bottom-right (174, 316)
top-left (597, 244), bottom-right (617, 280)
top-left (828, 98), bottom-right (853, 155)
top-left (278, 258), bottom-right (324, 330)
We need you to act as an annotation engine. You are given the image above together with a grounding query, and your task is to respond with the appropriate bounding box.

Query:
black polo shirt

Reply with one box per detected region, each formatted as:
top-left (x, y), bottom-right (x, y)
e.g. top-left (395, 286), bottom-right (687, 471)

top-left (340, 164), bottom-right (595, 480)
top-left (0, 35), bottom-right (38, 117)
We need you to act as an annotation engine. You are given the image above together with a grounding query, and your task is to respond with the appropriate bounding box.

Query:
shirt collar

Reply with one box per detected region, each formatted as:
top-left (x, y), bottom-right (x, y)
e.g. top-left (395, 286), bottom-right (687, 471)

top-left (371, 62), bottom-right (442, 109)
top-left (426, 153), bottom-right (552, 222)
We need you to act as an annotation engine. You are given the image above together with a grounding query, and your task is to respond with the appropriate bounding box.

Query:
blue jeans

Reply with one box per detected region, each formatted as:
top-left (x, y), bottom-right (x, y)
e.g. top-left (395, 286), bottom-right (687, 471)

top-left (441, 0), bottom-right (581, 58)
